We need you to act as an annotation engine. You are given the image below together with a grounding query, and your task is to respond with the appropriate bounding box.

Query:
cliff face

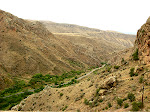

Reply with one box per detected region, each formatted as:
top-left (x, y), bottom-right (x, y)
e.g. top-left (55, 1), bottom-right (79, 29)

top-left (135, 17), bottom-right (150, 65)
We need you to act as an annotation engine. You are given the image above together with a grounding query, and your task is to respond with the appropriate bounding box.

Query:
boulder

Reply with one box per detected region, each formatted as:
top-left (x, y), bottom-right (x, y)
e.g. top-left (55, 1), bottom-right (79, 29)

top-left (134, 66), bottom-right (144, 73)
top-left (99, 89), bottom-right (108, 95)
top-left (100, 76), bottom-right (117, 89)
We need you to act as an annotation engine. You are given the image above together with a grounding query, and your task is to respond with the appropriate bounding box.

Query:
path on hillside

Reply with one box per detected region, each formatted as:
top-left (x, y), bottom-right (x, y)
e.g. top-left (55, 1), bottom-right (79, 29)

top-left (58, 64), bottom-right (105, 86)
top-left (77, 64), bottom-right (105, 80)
top-left (1, 65), bottom-right (105, 98)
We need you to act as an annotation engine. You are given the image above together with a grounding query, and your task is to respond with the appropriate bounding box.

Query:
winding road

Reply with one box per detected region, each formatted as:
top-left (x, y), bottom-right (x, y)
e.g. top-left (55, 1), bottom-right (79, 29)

top-left (77, 64), bottom-right (105, 80)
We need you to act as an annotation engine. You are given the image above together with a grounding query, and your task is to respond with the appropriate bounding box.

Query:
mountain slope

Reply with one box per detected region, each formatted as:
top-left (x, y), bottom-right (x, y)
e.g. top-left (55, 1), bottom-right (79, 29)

top-left (0, 10), bottom-right (103, 90)
top-left (41, 21), bottom-right (135, 49)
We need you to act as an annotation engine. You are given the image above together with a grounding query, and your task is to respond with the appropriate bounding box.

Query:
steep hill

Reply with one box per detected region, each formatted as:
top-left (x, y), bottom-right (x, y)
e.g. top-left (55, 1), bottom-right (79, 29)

top-left (12, 17), bottom-right (150, 111)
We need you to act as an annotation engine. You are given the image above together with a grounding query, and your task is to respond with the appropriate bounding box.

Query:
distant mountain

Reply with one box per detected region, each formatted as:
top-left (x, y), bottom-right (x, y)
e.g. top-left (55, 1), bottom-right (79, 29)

top-left (40, 21), bottom-right (135, 49)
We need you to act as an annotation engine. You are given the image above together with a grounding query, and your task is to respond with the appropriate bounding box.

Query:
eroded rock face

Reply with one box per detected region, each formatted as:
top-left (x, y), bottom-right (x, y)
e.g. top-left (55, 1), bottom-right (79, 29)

top-left (100, 76), bottom-right (117, 89)
top-left (135, 16), bottom-right (150, 65)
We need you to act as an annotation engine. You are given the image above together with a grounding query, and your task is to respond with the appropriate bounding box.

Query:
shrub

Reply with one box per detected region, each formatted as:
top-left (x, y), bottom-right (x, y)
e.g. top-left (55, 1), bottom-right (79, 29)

top-left (75, 76), bottom-right (77, 79)
top-left (139, 76), bottom-right (144, 83)
top-left (60, 93), bottom-right (63, 97)
top-left (135, 73), bottom-right (138, 76)
top-left (128, 93), bottom-right (135, 102)
top-left (121, 58), bottom-right (124, 63)
top-left (105, 106), bottom-right (108, 110)
top-left (124, 103), bottom-right (129, 108)
top-left (34, 86), bottom-right (44, 93)
top-left (129, 68), bottom-right (135, 77)
top-left (123, 98), bottom-right (127, 101)
top-left (117, 98), bottom-right (123, 106)
top-left (95, 88), bottom-right (100, 96)
top-left (108, 102), bottom-right (112, 108)
top-left (132, 49), bottom-right (139, 60)
top-left (32, 73), bottom-right (43, 78)
top-left (107, 67), bottom-right (111, 72)
top-left (18, 106), bottom-right (22, 111)
top-left (84, 98), bottom-right (89, 105)
top-left (62, 105), bottom-right (68, 111)
top-left (114, 66), bottom-right (120, 69)
top-left (132, 101), bottom-right (143, 111)
top-left (99, 99), bottom-right (103, 103)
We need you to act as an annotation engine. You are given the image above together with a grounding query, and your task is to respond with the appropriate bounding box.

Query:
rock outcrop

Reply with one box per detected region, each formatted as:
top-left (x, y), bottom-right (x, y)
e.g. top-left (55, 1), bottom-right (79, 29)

top-left (100, 76), bottom-right (117, 89)
top-left (135, 16), bottom-right (150, 65)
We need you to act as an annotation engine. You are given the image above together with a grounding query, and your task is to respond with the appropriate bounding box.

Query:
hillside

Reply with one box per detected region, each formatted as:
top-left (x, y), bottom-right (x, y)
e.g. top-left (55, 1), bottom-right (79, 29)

top-left (41, 21), bottom-right (135, 50)
top-left (40, 21), bottom-right (135, 63)
top-left (0, 10), bottom-right (102, 85)
top-left (11, 17), bottom-right (150, 111)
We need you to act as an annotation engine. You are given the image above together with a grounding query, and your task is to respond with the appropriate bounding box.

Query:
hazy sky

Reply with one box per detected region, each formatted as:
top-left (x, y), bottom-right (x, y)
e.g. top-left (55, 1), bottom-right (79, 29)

top-left (0, 0), bottom-right (149, 34)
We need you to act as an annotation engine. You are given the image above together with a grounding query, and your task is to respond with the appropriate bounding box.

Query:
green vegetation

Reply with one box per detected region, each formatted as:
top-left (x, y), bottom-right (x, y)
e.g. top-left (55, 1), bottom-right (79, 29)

top-left (34, 86), bottom-right (44, 93)
top-left (84, 98), bottom-right (89, 105)
top-left (68, 60), bottom-right (84, 68)
top-left (60, 93), bottom-right (63, 97)
top-left (0, 70), bottom-right (84, 110)
top-left (0, 91), bottom-right (33, 110)
top-left (99, 99), bottom-right (103, 103)
top-left (0, 80), bottom-right (26, 97)
top-left (129, 68), bottom-right (134, 77)
top-left (29, 70), bottom-right (83, 89)
top-left (132, 49), bottom-right (139, 60)
top-left (114, 65), bottom-right (120, 69)
top-left (129, 68), bottom-right (138, 77)
top-left (128, 93), bottom-right (135, 102)
top-left (101, 62), bottom-right (107, 65)
top-left (62, 105), bottom-right (68, 111)
top-left (95, 88), bottom-right (100, 96)
top-left (107, 102), bottom-right (112, 108)
top-left (124, 103), bottom-right (129, 108)
top-left (106, 66), bottom-right (112, 72)
top-left (132, 101), bottom-right (143, 111)
top-left (117, 98), bottom-right (123, 106)
top-left (139, 76), bottom-right (144, 83)
top-left (105, 106), bottom-right (108, 110)
top-left (121, 58), bottom-right (125, 63)
top-left (142, 29), bottom-right (145, 33)
top-left (57, 79), bottom-right (78, 88)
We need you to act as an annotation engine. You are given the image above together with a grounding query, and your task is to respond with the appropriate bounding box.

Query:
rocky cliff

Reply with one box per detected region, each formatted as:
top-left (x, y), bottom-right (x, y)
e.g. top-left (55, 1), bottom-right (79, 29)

top-left (135, 17), bottom-right (150, 65)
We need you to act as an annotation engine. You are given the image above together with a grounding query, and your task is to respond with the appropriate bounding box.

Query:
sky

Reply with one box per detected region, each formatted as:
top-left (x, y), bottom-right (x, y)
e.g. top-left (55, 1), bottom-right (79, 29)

top-left (0, 0), bottom-right (149, 34)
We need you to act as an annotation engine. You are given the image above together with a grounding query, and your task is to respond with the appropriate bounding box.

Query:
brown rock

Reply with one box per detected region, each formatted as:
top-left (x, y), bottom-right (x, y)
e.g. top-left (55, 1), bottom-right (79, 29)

top-left (99, 89), bottom-right (108, 95)
top-left (136, 16), bottom-right (150, 65)
top-left (147, 32), bottom-right (150, 36)
top-left (134, 66), bottom-right (144, 73)
top-left (146, 16), bottom-right (150, 24)
top-left (100, 76), bottom-right (117, 89)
